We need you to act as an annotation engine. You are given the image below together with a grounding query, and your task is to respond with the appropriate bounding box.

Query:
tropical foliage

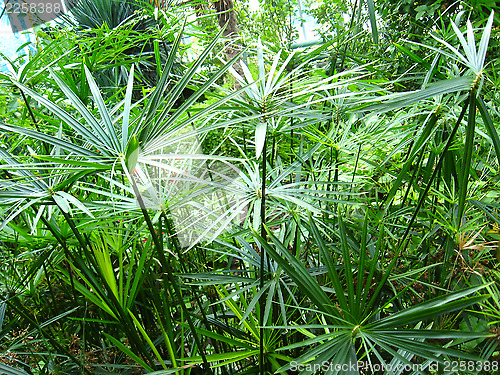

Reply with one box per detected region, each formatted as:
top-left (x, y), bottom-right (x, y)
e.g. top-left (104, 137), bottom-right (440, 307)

top-left (0, 0), bottom-right (499, 374)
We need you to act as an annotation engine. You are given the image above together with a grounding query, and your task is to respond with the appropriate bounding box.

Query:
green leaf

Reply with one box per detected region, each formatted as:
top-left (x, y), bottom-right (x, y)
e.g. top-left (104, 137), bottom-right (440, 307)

top-left (179, 350), bottom-right (260, 368)
top-left (0, 123), bottom-right (97, 157)
top-left (45, 69), bottom-right (114, 152)
top-left (371, 284), bottom-right (490, 329)
top-left (0, 363), bottom-right (30, 375)
top-left (148, 367), bottom-right (195, 375)
top-left (53, 191), bottom-right (70, 213)
top-left (476, 11), bottom-right (495, 71)
top-left (103, 332), bottom-right (154, 372)
top-left (84, 65), bottom-right (120, 151)
top-left (257, 38), bottom-right (265, 81)
top-left (255, 121), bottom-right (267, 159)
top-left (128, 308), bottom-right (167, 369)
top-left (125, 134), bottom-right (140, 173)
top-left (57, 191), bottom-right (95, 218)
top-left (32, 155), bottom-right (111, 169)
top-left (253, 227), bottom-right (340, 320)
top-left (122, 64), bottom-right (135, 150)
top-left (366, 0), bottom-right (378, 44)
top-left (308, 213), bottom-right (348, 313)
top-left (355, 76), bottom-right (474, 114)
top-left (477, 95), bottom-right (500, 167)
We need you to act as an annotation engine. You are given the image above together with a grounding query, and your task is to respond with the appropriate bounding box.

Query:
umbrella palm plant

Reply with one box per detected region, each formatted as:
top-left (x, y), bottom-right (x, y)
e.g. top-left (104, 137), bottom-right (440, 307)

top-left (0, 8), bottom-right (497, 375)
top-left (0, 21), bottom-right (251, 372)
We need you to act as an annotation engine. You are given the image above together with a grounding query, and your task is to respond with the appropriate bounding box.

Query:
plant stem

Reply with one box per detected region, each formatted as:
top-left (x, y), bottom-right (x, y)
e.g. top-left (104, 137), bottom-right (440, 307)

top-left (18, 87), bottom-right (50, 154)
top-left (457, 93), bottom-right (476, 227)
top-left (259, 136), bottom-right (267, 375)
top-left (366, 98), bottom-right (469, 313)
top-left (129, 176), bottom-right (213, 374)
top-left (56, 209), bottom-right (156, 366)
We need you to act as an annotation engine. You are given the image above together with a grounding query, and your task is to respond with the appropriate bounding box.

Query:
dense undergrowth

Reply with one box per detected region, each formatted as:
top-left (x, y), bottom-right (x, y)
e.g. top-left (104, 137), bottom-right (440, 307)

top-left (0, 0), bottom-right (500, 374)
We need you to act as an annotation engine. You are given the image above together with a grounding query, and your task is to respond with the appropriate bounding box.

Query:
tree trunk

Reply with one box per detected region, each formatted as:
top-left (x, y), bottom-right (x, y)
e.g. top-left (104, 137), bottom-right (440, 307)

top-left (212, 0), bottom-right (244, 86)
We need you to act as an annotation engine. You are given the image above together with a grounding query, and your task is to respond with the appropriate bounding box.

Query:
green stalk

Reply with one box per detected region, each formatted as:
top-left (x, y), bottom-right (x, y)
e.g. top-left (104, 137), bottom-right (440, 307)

top-left (154, 215), bottom-right (178, 368)
top-left (441, 120), bottom-right (456, 206)
top-left (49, 203), bottom-right (155, 366)
top-left (39, 215), bottom-right (79, 306)
top-left (243, 126), bottom-right (248, 155)
top-left (400, 146), bottom-right (426, 207)
top-left (270, 135), bottom-right (276, 168)
top-left (150, 280), bottom-right (178, 368)
top-left (41, 261), bottom-right (56, 315)
top-left (259, 137), bottom-right (267, 375)
top-left (17, 87), bottom-right (49, 155)
top-left (457, 93), bottom-right (476, 227)
top-left (350, 143), bottom-right (362, 193)
top-left (477, 95), bottom-right (500, 167)
top-left (129, 176), bottom-right (212, 374)
top-left (365, 98), bottom-right (469, 313)
top-left (35, 216), bottom-right (86, 374)
top-left (334, 147), bottom-right (339, 201)
top-left (160, 213), bottom-right (217, 362)
top-left (382, 113), bottom-right (439, 213)
top-left (355, 210), bottom-right (369, 318)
